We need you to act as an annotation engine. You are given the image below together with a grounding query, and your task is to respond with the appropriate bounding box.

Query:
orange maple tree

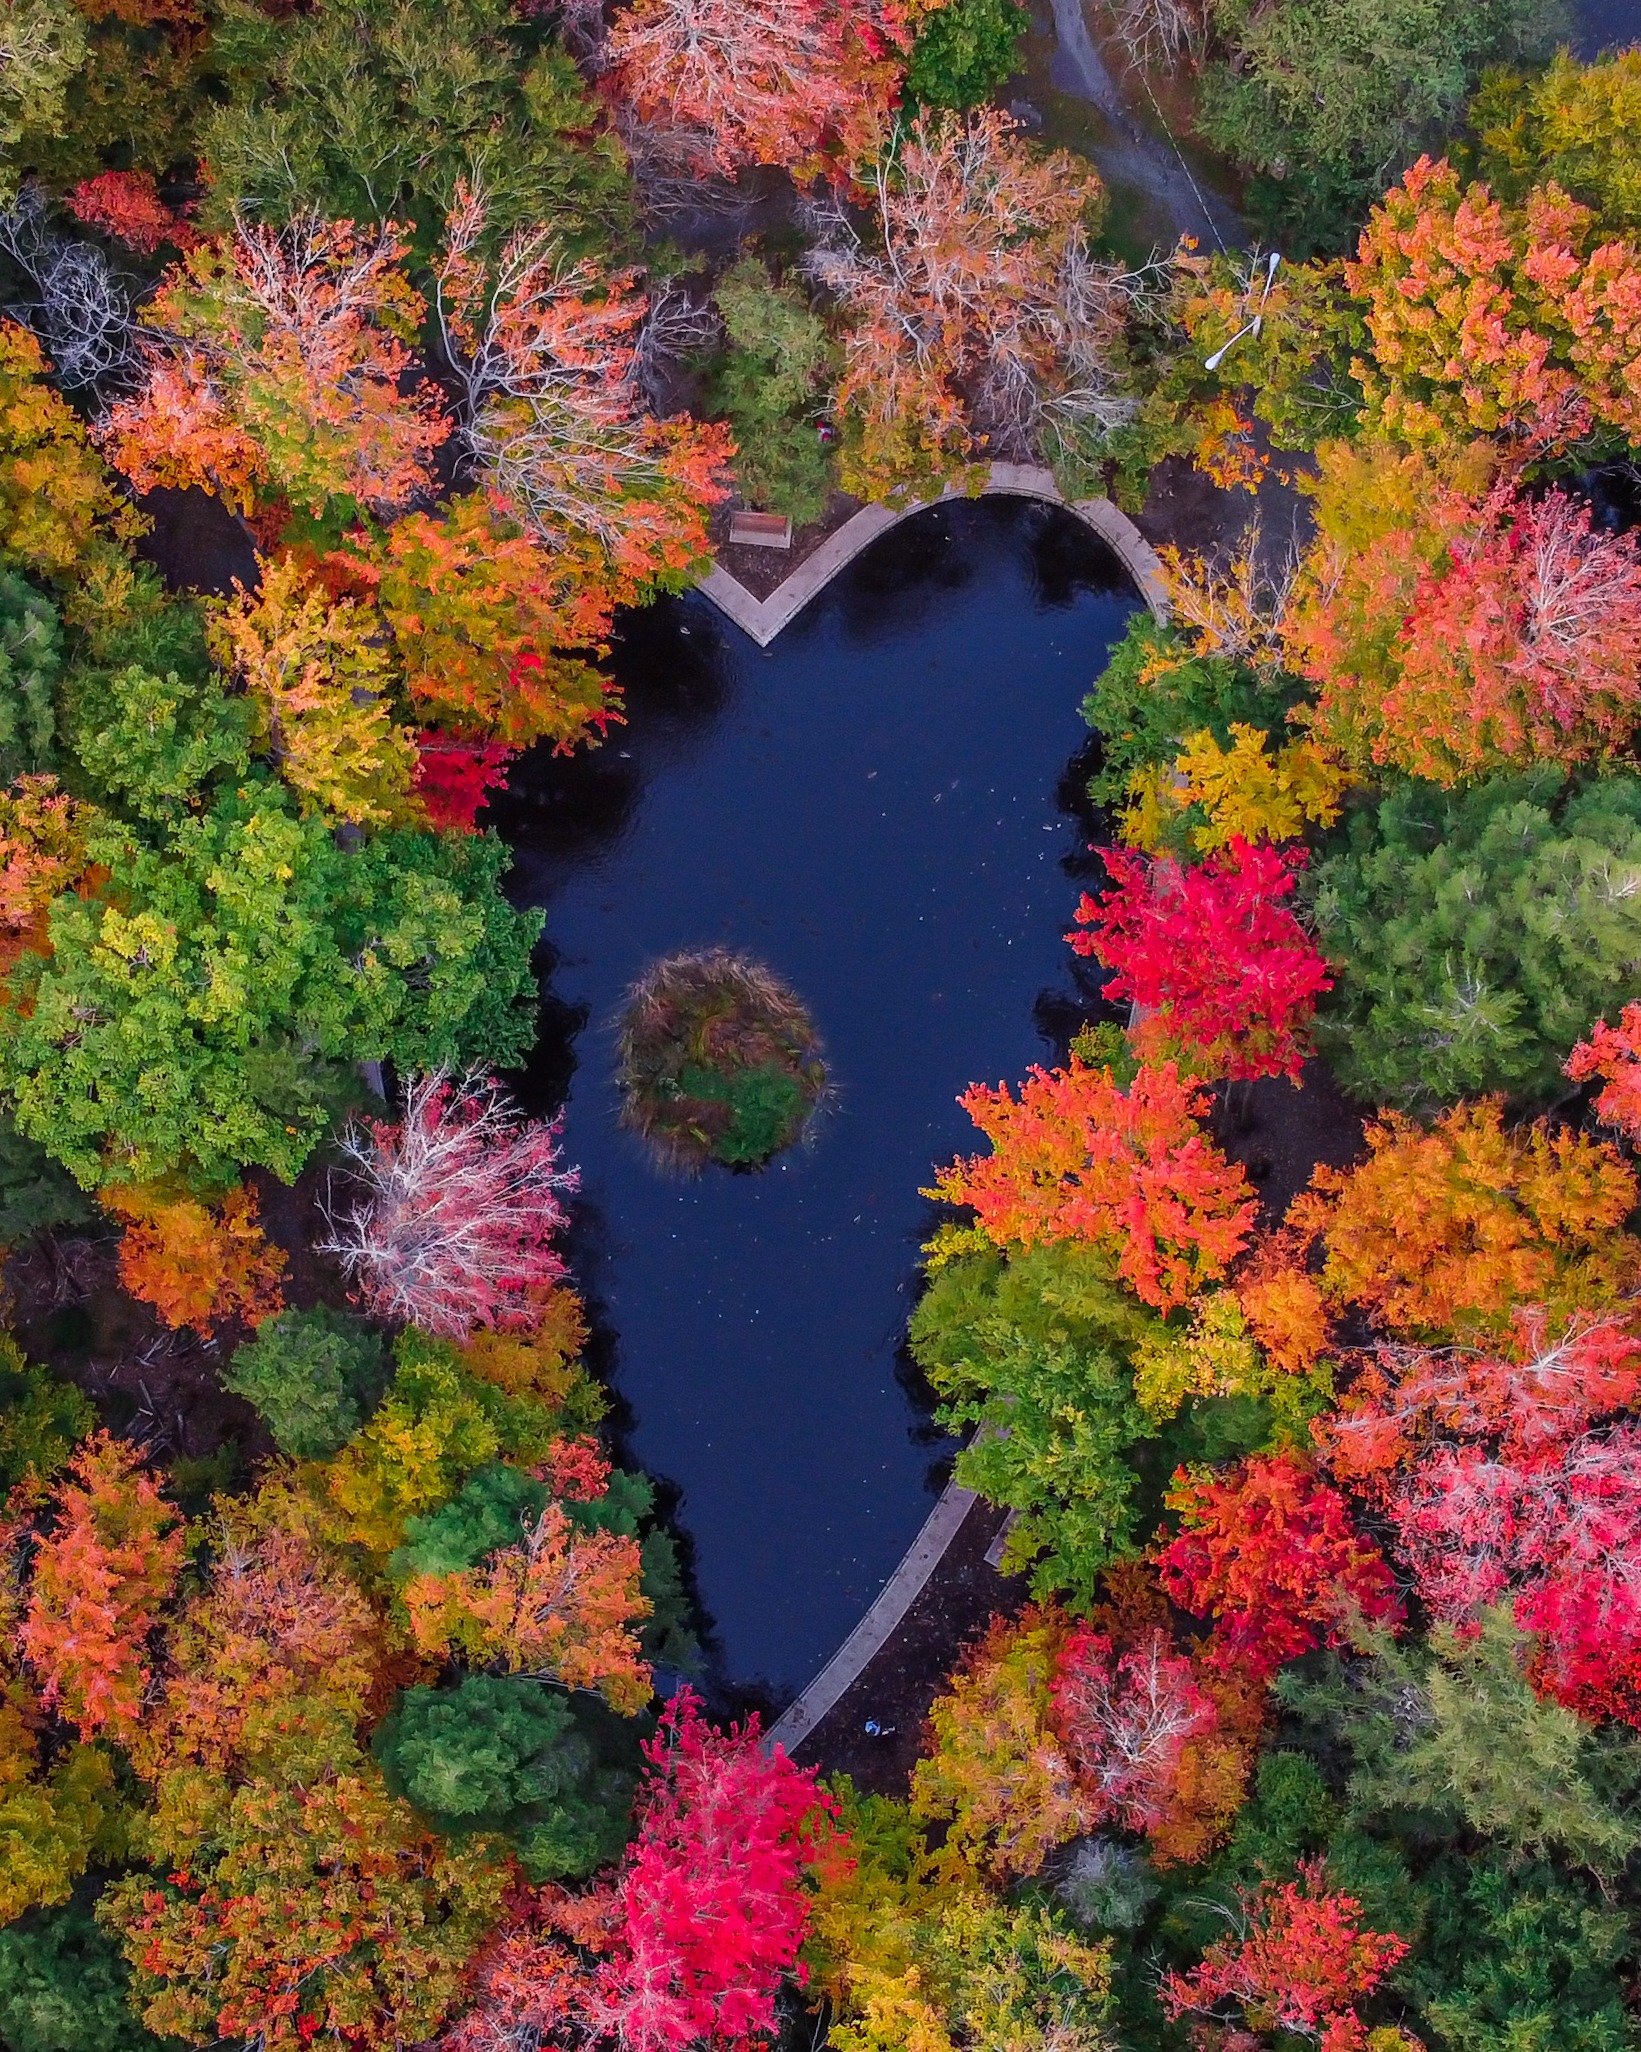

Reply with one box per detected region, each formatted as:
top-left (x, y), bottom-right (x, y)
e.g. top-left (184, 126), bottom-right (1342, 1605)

top-left (106, 1182), bottom-right (287, 1334)
top-left (369, 490), bottom-right (623, 749)
top-left (99, 216), bottom-right (449, 520)
top-left (400, 1499), bottom-right (652, 1711)
top-left (20, 1433), bottom-right (186, 1738)
top-left (928, 1056), bottom-right (1257, 1311)
top-left (0, 775), bottom-right (93, 973)
top-left (1286, 1100), bottom-right (1641, 1339)
top-left (1348, 156), bottom-right (1641, 452)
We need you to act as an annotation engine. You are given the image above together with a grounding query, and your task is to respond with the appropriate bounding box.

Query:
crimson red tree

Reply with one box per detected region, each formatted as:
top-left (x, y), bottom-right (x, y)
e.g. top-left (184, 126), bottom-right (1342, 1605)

top-left (585, 1689), bottom-right (836, 2050)
top-left (1156, 1452), bottom-right (1404, 1679)
top-left (1070, 839), bottom-right (1332, 1081)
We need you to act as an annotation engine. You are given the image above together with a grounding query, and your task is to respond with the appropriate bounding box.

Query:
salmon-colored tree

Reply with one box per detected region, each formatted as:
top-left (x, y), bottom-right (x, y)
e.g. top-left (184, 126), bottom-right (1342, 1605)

top-left (602, 0), bottom-right (905, 180)
top-left (20, 1432), bottom-right (186, 1738)
top-left (322, 1071), bottom-right (578, 1339)
top-left (1346, 156), bottom-right (1641, 451)
top-left (1288, 472), bottom-right (1641, 782)
top-left (99, 215), bottom-right (449, 519)
top-left (432, 184), bottom-right (732, 584)
top-left (928, 1056), bottom-right (1257, 1311)
top-left (66, 169), bottom-right (195, 254)
top-left (1051, 1623), bottom-right (1218, 1836)
top-left (1070, 839), bottom-right (1332, 1081)
top-left (1161, 1860), bottom-right (1411, 2051)
top-left (804, 109), bottom-right (1121, 495)
top-left (400, 1499), bottom-right (653, 1712)
top-left (1566, 1003), bottom-right (1641, 1141)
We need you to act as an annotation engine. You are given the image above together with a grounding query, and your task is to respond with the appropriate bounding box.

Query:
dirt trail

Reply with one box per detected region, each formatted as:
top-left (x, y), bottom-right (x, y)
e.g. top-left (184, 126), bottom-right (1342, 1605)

top-left (1046, 0), bottom-right (1243, 251)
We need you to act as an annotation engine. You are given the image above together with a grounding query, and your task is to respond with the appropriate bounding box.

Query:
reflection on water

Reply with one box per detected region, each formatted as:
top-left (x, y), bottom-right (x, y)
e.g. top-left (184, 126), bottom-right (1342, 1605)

top-left (490, 498), bottom-right (1139, 1696)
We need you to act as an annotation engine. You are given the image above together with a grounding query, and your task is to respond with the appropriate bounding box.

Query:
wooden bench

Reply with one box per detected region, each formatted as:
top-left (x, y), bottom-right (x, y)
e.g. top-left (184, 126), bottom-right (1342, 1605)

top-left (728, 510), bottom-right (794, 550)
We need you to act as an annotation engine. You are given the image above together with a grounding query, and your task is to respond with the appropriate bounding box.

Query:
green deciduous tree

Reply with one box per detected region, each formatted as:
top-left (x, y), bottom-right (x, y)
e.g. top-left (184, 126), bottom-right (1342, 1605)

top-left (1198, 0), bottom-right (1562, 251)
top-left (0, 1336), bottom-right (92, 1489)
top-left (1309, 770), bottom-right (1641, 1107)
top-left (223, 1307), bottom-right (386, 1459)
top-left (708, 258), bottom-right (836, 525)
top-left (903, 0), bottom-right (1029, 111)
top-left (1470, 48), bottom-right (1641, 237)
top-left (1081, 612), bottom-right (1297, 813)
top-left (200, 0), bottom-right (633, 250)
top-left (0, 0), bottom-right (86, 200)
top-left (373, 1673), bottom-right (635, 1880)
top-left (908, 1237), bottom-right (1159, 1602)
top-left (0, 1893), bottom-right (169, 2052)
top-left (64, 661), bottom-right (253, 825)
top-left (0, 569), bottom-right (62, 785)
top-left (0, 781), bottom-right (541, 1189)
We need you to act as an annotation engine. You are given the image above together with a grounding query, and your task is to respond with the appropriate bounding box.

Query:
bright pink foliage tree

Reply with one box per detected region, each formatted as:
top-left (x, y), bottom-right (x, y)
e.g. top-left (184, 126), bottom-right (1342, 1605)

top-left (585, 1689), bottom-right (836, 2051)
top-left (1069, 840), bottom-right (1332, 1080)
top-left (1155, 1452), bottom-right (1404, 1680)
top-left (1051, 1624), bottom-right (1218, 1833)
top-left (322, 1071), bottom-right (577, 1338)
top-left (1160, 1859), bottom-right (1409, 2051)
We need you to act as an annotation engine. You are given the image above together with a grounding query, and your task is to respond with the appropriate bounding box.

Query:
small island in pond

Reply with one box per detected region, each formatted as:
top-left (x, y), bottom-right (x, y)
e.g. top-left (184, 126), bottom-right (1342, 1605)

top-left (617, 949), bottom-right (827, 1172)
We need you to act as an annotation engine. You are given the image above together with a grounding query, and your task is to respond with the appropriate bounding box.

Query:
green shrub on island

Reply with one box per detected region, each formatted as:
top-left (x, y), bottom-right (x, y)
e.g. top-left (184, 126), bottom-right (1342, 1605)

top-left (617, 949), bottom-right (825, 1172)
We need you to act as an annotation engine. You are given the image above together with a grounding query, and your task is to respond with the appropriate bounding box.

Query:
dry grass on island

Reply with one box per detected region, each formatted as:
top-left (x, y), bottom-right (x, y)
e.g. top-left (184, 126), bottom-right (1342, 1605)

top-left (616, 949), bottom-right (827, 1172)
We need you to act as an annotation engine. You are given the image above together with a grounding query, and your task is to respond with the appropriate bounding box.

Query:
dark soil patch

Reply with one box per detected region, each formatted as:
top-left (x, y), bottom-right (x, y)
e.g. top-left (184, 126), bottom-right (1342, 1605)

top-left (709, 488), bottom-right (866, 600)
top-left (1214, 1056), bottom-right (1369, 1225)
top-left (790, 1493), bottom-right (1029, 1796)
top-left (1133, 445), bottom-right (1313, 561)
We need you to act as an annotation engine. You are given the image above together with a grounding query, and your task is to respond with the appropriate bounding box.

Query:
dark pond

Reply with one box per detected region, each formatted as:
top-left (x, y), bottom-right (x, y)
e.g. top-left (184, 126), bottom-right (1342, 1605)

top-left (1574, 0), bottom-right (1640, 55)
top-left (491, 498), bottom-right (1139, 1698)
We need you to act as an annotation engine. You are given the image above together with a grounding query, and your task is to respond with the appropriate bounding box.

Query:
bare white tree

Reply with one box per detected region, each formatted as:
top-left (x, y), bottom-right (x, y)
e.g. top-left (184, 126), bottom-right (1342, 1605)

top-left (0, 185), bottom-right (136, 391)
top-left (321, 1070), bottom-right (579, 1339)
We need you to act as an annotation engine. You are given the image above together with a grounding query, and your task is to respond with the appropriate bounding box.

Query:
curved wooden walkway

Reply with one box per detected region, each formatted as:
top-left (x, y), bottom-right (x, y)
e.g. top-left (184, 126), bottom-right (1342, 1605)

top-left (698, 462), bottom-right (1168, 648)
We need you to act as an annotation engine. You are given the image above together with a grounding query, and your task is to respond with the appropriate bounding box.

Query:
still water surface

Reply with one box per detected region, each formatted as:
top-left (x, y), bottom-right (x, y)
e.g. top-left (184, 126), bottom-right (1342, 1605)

top-left (493, 498), bottom-right (1139, 1695)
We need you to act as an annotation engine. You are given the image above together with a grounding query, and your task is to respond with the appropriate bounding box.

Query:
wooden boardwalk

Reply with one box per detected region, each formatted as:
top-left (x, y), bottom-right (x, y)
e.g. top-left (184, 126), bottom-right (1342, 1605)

top-left (698, 463), bottom-right (1168, 648)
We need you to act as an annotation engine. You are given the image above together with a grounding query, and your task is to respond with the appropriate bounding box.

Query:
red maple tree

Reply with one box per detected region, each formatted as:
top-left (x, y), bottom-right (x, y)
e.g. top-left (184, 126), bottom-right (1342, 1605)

top-left (928, 1056), bottom-right (1257, 1311)
top-left (1156, 1452), bottom-right (1405, 1680)
top-left (1069, 839), bottom-right (1332, 1081)
top-left (1161, 1858), bottom-right (1410, 2051)
top-left (322, 1072), bottom-right (578, 1339)
top-left (411, 732), bottom-right (519, 833)
top-left (584, 1689), bottom-right (836, 2050)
